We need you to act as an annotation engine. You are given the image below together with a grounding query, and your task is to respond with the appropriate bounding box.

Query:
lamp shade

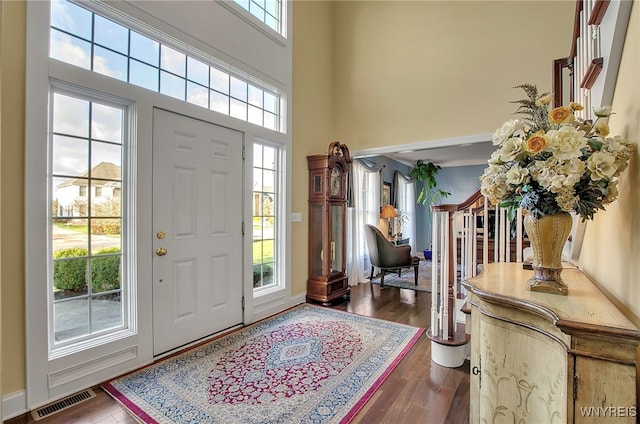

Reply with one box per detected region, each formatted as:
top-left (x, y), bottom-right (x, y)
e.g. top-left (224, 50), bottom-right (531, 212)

top-left (380, 204), bottom-right (398, 219)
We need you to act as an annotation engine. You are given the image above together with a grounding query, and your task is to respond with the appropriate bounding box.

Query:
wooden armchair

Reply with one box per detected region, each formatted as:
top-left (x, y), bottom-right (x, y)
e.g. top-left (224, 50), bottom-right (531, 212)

top-left (364, 224), bottom-right (420, 288)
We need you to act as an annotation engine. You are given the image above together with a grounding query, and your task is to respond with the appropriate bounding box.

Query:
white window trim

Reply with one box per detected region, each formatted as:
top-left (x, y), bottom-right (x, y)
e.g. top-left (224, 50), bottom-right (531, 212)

top-left (252, 139), bottom-right (287, 297)
top-left (47, 81), bottom-right (137, 358)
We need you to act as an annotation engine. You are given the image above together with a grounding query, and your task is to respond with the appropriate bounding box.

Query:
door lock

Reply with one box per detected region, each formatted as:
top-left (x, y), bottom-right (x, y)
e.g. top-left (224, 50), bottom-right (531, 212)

top-left (156, 247), bottom-right (168, 256)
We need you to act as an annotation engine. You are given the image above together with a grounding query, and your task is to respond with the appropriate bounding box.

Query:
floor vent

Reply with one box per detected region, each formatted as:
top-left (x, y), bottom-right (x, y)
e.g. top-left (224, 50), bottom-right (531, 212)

top-left (31, 388), bottom-right (96, 421)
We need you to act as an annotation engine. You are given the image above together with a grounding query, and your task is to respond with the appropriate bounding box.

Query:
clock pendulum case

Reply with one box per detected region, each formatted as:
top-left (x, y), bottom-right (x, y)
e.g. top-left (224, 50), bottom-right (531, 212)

top-left (306, 142), bottom-right (352, 304)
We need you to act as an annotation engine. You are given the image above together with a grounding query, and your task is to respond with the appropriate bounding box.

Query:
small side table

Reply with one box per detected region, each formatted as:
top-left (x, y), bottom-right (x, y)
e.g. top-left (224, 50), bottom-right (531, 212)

top-left (389, 237), bottom-right (409, 246)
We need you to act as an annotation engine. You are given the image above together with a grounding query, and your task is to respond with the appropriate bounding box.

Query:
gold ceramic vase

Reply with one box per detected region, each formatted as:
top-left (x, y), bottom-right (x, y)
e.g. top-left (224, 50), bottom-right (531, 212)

top-left (523, 212), bottom-right (573, 295)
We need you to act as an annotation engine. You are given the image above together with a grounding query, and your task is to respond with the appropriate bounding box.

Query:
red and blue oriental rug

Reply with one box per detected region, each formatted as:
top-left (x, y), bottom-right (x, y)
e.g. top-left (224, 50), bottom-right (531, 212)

top-left (102, 304), bottom-right (423, 423)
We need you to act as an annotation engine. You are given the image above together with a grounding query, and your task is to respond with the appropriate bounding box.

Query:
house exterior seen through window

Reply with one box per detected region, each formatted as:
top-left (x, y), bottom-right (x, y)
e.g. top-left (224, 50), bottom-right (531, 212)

top-left (50, 90), bottom-right (127, 349)
top-left (253, 143), bottom-right (280, 290)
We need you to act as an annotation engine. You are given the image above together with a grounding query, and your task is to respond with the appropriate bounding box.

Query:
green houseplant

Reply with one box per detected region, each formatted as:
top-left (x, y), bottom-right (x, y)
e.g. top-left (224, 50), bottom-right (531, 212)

top-left (410, 160), bottom-right (451, 205)
top-left (410, 160), bottom-right (451, 260)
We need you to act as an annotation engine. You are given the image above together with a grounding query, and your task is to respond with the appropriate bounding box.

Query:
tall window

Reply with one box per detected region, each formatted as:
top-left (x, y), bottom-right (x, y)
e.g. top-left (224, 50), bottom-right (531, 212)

top-left (233, 0), bottom-right (283, 35)
top-left (395, 174), bottom-right (417, 254)
top-left (50, 0), bottom-right (282, 132)
top-left (346, 161), bottom-right (381, 284)
top-left (50, 90), bottom-right (127, 350)
top-left (252, 142), bottom-right (281, 290)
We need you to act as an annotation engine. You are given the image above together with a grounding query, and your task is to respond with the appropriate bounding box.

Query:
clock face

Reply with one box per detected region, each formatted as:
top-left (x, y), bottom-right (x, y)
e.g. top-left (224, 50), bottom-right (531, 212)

top-left (330, 167), bottom-right (342, 196)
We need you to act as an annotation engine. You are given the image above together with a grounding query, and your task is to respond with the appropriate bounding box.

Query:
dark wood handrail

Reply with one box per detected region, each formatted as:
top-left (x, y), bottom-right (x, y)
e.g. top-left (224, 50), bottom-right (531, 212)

top-left (431, 188), bottom-right (486, 213)
top-left (558, 0), bottom-right (611, 107)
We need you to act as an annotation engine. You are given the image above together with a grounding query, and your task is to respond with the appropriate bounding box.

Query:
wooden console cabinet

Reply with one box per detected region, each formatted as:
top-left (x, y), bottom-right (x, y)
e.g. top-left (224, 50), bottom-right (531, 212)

top-left (462, 263), bottom-right (639, 423)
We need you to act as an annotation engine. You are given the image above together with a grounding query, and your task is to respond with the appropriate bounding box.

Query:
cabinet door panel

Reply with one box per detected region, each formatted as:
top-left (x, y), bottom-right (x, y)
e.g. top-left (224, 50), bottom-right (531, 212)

top-left (574, 357), bottom-right (637, 423)
top-left (478, 314), bottom-right (567, 423)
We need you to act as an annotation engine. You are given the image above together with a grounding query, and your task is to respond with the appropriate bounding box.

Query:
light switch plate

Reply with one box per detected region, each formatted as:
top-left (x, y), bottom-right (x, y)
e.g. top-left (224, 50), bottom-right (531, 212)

top-left (291, 212), bottom-right (302, 222)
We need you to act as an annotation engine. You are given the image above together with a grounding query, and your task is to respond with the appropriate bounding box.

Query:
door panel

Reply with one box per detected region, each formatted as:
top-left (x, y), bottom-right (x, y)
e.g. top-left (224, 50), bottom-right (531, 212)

top-left (152, 109), bottom-right (243, 355)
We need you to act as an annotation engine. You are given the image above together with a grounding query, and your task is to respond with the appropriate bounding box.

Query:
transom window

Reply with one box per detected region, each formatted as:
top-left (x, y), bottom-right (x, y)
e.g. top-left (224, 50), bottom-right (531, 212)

top-left (252, 143), bottom-right (280, 290)
top-left (50, 89), bottom-right (128, 350)
top-left (233, 0), bottom-right (283, 35)
top-left (50, 0), bottom-right (282, 132)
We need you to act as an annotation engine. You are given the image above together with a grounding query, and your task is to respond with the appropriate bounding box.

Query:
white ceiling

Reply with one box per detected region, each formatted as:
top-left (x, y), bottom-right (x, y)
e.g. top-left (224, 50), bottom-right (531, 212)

top-left (353, 134), bottom-right (496, 169)
top-left (385, 141), bottom-right (496, 168)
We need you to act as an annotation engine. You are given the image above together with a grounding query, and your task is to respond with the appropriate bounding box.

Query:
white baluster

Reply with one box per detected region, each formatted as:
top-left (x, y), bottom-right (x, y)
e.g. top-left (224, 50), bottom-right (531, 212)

top-left (483, 199), bottom-right (489, 266)
top-left (431, 209), bottom-right (439, 333)
top-left (441, 211), bottom-right (450, 340)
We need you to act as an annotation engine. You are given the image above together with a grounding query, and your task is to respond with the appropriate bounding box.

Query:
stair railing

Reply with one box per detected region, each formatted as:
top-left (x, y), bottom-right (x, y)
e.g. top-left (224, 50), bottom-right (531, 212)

top-left (429, 190), bottom-right (525, 342)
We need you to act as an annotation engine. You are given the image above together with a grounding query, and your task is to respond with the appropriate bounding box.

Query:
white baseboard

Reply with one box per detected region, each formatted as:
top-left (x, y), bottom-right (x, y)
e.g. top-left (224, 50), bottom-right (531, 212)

top-left (289, 293), bottom-right (306, 306)
top-left (3, 390), bottom-right (27, 421)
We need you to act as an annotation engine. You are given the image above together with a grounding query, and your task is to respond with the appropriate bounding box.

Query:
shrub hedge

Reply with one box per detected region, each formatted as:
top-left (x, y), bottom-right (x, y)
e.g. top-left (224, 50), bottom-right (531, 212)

top-left (53, 248), bottom-right (88, 291)
top-left (53, 247), bottom-right (121, 292)
top-left (91, 247), bottom-right (121, 292)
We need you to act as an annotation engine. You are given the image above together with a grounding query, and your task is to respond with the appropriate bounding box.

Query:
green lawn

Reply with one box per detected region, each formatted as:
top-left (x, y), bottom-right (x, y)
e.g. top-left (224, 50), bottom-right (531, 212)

top-left (253, 239), bottom-right (274, 265)
top-left (54, 221), bottom-right (89, 233)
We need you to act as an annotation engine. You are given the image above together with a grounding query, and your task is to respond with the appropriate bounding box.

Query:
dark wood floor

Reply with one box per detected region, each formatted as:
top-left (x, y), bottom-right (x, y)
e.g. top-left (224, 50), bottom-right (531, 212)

top-left (8, 282), bottom-right (469, 424)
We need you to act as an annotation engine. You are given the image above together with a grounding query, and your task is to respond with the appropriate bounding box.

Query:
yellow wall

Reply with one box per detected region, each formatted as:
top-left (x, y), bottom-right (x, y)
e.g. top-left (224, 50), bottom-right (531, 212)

top-left (290, 1), bottom-right (336, 296)
top-left (332, 1), bottom-right (575, 150)
top-left (289, 0), bottom-right (575, 296)
top-left (579, 1), bottom-right (640, 325)
top-left (1, 0), bottom-right (26, 396)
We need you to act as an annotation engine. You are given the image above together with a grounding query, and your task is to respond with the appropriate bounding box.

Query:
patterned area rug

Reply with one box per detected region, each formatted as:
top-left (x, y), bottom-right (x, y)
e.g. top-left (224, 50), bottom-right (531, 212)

top-left (102, 304), bottom-right (423, 423)
top-left (370, 260), bottom-right (434, 292)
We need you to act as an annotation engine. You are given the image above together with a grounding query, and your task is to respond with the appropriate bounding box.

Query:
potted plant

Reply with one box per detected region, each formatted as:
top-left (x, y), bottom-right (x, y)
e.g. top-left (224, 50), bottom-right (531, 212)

top-left (410, 160), bottom-right (451, 205)
top-left (410, 160), bottom-right (451, 260)
top-left (395, 209), bottom-right (409, 238)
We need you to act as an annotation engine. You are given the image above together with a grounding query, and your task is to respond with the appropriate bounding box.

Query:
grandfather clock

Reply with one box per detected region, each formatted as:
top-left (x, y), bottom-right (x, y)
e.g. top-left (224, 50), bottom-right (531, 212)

top-left (307, 142), bottom-right (351, 305)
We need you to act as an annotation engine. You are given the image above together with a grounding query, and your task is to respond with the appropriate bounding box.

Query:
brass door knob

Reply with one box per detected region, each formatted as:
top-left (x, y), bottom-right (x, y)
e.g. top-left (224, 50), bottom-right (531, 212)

top-left (156, 247), bottom-right (167, 256)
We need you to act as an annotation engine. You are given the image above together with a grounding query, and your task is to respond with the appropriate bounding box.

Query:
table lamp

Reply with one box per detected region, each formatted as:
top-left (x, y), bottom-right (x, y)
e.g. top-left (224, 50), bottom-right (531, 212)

top-left (380, 204), bottom-right (398, 238)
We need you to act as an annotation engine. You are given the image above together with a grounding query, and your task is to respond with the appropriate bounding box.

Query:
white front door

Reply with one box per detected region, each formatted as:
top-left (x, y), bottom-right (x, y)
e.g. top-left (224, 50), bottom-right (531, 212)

top-left (152, 108), bottom-right (243, 355)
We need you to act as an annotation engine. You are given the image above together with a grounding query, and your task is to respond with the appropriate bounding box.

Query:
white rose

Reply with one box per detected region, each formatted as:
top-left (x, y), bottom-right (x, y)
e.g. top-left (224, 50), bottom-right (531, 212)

top-left (505, 165), bottom-right (530, 185)
top-left (602, 136), bottom-right (627, 155)
top-left (492, 120), bottom-right (524, 146)
top-left (546, 126), bottom-right (587, 160)
top-left (487, 150), bottom-right (502, 165)
top-left (548, 175), bottom-right (567, 192)
top-left (587, 151), bottom-right (617, 181)
top-left (555, 158), bottom-right (585, 187)
top-left (499, 137), bottom-right (525, 162)
top-left (593, 106), bottom-right (613, 118)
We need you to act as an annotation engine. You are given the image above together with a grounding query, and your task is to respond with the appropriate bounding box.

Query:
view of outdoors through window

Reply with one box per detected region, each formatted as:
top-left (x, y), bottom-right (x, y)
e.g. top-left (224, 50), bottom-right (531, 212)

top-left (233, 0), bottom-right (282, 34)
top-left (51, 91), bottom-right (125, 346)
top-left (50, 0), bottom-right (281, 132)
top-left (253, 143), bottom-right (277, 289)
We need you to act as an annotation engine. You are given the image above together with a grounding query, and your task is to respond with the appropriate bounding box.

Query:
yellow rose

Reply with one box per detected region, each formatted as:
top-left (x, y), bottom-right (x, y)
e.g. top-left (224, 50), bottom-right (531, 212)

top-left (548, 106), bottom-right (575, 124)
top-left (594, 121), bottom-right (610, 136)
top-left (569, 102), bottom-right (584, 111)
top-left (535, 95), bottom-right (553, 106)
top-left (526, 130), bottom-right (547, 154)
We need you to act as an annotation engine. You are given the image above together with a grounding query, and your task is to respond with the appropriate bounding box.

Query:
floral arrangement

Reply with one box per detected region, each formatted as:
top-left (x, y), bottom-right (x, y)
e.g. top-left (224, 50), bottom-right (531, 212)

top-left (480, 84), bottom-right (634, 221)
